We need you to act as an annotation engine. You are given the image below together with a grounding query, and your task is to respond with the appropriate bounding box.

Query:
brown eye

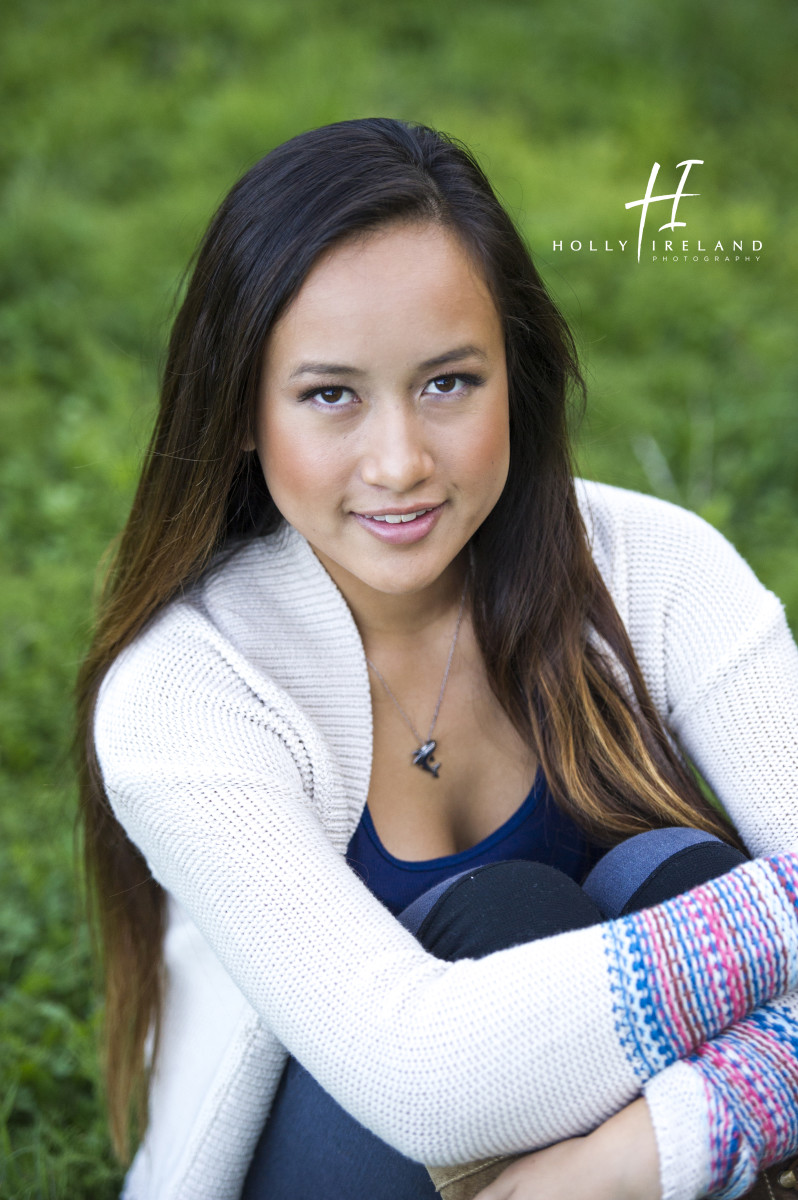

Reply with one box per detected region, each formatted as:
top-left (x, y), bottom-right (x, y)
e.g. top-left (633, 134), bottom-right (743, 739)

top-left (424, 373), bottom-right (482, 399)
top-left (318, 387), bottom-right (347, 404)
top-left (299, 384), bottom-right (356, 409)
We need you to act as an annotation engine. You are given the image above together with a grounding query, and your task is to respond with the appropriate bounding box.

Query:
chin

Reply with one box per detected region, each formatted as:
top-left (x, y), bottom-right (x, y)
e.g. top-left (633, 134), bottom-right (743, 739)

top-left (370, 556), bottom-right (462, 595)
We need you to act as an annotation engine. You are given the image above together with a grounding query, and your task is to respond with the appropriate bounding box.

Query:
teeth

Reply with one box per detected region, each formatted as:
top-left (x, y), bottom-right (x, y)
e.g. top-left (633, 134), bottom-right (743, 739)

top-left (369, 509), bottom-right (430, 523)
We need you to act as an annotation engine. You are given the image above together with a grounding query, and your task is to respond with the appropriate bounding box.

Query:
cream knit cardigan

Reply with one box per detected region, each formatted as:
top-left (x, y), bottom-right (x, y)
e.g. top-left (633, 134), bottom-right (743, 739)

top-left (94, 480), bottom-right (798, 1200)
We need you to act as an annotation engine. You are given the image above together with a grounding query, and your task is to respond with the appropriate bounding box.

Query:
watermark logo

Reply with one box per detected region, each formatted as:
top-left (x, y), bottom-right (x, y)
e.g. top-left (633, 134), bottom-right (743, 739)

top-left (550, 158), bottom-right (762, 264)
top-left (625, 160), bottom-right (703, 262)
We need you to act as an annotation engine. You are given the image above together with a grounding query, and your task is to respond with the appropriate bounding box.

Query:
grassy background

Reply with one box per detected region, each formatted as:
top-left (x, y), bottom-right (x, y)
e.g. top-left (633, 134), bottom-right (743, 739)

top-left (2, 0), bottom-right (796, 1194)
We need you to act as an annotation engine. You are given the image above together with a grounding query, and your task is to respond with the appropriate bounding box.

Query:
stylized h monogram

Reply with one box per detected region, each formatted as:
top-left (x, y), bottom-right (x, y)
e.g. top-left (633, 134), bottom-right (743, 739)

top-left (625, 160), bottom-right (704, 262)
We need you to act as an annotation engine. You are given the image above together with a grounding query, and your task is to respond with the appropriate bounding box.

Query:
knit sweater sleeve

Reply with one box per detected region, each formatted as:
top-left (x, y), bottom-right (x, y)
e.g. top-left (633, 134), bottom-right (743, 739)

top-left (652, 610), bottom-right (798, 1200)
top-left (94, 582), bottom-right (798, 1172)
top-left (645, 998), bottom-right (798, 1200)
top-left (582, 484), bottom-right (798, 1200)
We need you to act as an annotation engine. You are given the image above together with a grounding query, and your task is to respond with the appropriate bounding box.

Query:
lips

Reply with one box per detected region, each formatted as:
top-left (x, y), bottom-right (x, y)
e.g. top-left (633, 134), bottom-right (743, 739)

top-left (351, 503), bottom-right (445, 544)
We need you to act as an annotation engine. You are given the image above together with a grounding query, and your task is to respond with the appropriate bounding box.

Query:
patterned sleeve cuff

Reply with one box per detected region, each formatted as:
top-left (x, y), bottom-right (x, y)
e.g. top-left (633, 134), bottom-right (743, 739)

top-left (644, 1060), bottom-right (713, 1200)
top-left (645, 1001), bottom-right (798, 1200)
top-left (687, 1002), bottom-right (798, 1198)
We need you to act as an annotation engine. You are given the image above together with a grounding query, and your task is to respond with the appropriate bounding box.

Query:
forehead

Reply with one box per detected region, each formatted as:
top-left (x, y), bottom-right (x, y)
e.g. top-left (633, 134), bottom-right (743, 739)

top-left (265, 222), bottom-right (502, 368)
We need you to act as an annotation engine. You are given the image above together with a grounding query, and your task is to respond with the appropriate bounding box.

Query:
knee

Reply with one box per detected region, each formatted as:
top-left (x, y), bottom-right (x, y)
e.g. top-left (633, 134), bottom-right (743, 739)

top-left (414, 859), bottom-right (602, 961)
top-left (583, 826), bottom-right (748, 918)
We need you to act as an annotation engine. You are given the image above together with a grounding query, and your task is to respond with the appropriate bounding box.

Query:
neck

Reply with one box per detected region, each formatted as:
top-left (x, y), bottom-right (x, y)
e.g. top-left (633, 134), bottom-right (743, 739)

top-left (310, 545), bottom-right (471, 647)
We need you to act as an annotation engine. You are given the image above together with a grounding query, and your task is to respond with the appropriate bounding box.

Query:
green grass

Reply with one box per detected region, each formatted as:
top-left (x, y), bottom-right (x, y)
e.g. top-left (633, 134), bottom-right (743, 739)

top-left (2, 0), bottom-right (795, 1193)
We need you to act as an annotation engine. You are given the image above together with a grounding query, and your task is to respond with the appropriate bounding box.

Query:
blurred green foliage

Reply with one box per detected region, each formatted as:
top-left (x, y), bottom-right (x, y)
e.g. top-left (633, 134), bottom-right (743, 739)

top-left (1, 0), bottom-right (795, 1194)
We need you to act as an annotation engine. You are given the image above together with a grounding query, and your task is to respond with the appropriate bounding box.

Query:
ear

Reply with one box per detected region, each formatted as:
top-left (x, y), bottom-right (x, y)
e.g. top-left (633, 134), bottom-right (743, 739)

top-left (242, 434), bottom-right (257, 453)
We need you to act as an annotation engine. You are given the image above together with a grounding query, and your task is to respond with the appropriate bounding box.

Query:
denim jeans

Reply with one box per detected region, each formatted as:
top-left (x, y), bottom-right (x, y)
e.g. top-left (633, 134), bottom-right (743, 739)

top-left (240, 827), bottom-right (746, 1200)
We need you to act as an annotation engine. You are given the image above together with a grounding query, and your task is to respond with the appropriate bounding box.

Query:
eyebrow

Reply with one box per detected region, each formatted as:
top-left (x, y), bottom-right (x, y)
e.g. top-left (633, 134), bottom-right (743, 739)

top-left (288, 344), bottom-right (489, 381)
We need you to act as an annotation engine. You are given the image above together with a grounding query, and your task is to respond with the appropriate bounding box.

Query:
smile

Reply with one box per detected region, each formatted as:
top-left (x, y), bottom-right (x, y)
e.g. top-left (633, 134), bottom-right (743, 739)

top-left (365, 509), bottom-right (432, 524)
top-left (351, 504), bottom-right (445, 545)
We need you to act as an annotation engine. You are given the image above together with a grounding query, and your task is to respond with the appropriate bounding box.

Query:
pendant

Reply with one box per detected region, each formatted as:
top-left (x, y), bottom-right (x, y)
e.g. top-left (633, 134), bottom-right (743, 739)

top-left (412, 740), bottom-right (440, 777)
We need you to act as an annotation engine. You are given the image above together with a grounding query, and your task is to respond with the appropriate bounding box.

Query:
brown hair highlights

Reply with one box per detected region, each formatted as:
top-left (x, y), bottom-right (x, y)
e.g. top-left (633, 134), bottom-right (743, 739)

top-left (76, 118), bottom-right (739, 1160)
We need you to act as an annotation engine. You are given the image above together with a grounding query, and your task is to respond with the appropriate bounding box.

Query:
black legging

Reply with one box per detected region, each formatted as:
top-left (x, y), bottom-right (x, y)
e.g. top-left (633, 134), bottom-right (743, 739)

top-left (242, 830), bottom-right (747, 1200)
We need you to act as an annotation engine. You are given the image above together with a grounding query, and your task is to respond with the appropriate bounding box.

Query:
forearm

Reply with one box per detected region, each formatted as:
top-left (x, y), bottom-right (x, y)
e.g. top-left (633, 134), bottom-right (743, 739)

top-left (645, 989), bottom-right (798, 1200)
top-left (601, 852), bottom-right (798, 1078)
top-left (96, 611), bottom-right (798, 1162)
top-left (113, 756), bottom-right (798, 1161)
top-left (481, 989), bottom-right (798, 1200)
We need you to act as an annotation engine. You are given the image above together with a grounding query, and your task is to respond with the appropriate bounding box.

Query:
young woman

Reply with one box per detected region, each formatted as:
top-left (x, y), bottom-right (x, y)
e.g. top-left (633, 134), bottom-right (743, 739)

top-left (77, 118), bottom-right (798, 1200)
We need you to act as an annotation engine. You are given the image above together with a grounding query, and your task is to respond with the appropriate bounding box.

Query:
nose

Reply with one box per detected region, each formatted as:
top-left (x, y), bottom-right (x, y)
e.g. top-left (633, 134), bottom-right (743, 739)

top-left (359, 401), bottom-right (435, 493)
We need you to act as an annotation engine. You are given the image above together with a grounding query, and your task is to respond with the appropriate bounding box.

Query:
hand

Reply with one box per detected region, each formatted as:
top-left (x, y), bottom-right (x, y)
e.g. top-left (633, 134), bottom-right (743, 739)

top-left (473, 1098), bottom-right (662, 1200)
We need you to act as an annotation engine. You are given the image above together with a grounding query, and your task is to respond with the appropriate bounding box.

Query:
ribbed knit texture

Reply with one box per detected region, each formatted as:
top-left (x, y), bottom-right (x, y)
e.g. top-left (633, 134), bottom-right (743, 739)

top-left (694, 1002), bottom-right (798, 1197)
top-left (607, 857), bottom-right (798, 1076)
top-left (618, 862), bottom-right (798, 1197)
top-left (93, 480), bottom-right (798, 1200)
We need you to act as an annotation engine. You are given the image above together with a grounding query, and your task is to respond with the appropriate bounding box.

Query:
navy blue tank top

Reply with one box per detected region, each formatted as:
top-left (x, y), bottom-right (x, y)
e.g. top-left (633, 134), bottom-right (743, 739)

top-left (345, 768), bottom-right (602, 915)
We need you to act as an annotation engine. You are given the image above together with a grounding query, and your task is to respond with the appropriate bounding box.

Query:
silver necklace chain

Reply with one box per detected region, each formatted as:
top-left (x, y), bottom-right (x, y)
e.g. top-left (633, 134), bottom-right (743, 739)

top-left (365, 567), bottom-right (470, 777)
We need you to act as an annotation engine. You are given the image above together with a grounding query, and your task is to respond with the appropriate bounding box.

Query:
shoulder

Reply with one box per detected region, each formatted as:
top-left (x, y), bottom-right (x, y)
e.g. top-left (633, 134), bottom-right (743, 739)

top-left (93, 530), bottom-right (333, 819)
top-left (575, 478), bottom-right (745, 586)
top-left (97, 521), bottom-right (354, 733)
top-left (575, 479), bottom-right (788, 718)
top-left (97, 525), bottom-right (309, 721)
top-left (94, 593), bottom-right (320, 804)
top-left (575, 477), bottom-right (775, 613)
top-left (93, 522), bottom-right (370, 836)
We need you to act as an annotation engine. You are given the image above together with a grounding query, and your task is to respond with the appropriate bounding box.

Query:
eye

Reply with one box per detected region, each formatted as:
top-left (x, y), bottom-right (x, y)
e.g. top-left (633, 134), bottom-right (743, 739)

top-left (301, 385), bottom-right (356, 408)
top-left (425, 373), bottom-right (483, 397)
top-left (428, 375), bottom-right (459, 394)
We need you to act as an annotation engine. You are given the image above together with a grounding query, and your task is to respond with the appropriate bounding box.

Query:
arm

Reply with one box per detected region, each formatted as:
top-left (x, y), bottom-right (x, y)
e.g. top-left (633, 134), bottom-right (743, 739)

top-left (585, 484), bottom-right (798, 1199)
top-left (472, 499), bottom-right (798, 1200)
top-left (474, 1098), bottom-right (661, 1200)
top-left (94, 597), bottom-right (798, 1168)
top-left (645, 997), bottom-right (798, 1200)
top-left (470, 993), bottom-right (798, 1200)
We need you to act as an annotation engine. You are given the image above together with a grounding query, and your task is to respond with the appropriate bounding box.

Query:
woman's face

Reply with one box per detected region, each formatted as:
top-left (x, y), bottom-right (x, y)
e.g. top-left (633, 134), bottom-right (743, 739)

top-left (254, 221), bottom-right (510, 607)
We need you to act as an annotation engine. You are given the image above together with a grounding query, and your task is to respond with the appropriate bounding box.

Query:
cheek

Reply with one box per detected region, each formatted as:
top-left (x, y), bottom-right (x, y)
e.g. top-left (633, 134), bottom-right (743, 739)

top-left (258, 411), bottom-right (346, 517)
top-left (461, 402), bottom-right (511, 499)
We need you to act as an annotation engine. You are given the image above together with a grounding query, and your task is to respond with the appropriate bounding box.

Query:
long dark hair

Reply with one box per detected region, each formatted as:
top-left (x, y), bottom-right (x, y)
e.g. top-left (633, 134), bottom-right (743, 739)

top-left (76, 117), bottom-right (739, 1159)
